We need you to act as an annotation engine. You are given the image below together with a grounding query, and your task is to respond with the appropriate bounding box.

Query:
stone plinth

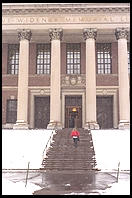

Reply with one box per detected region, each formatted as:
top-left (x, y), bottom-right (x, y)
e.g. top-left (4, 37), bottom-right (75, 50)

top-left (47, 120), bottom-right (62, 130)
top-left (118, 120), bottom-right (130, 130)
top-left (84, 121), bottom-right (99, 130)
top-left (13, 120), bottom-right (29, 130)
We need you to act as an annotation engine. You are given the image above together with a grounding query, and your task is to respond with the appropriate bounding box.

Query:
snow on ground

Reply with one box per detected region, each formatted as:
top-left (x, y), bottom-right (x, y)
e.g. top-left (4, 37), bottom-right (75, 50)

top-left (100, 179), bottom-right (130, 195)
top-left (2, 129), bottom-right (130, 195)
top-left (2, 178), bottom-right (42, 195)
top-left (2, 129), bottom-right (55, 169)
top-left (91, 129), bottom-right (130, 171)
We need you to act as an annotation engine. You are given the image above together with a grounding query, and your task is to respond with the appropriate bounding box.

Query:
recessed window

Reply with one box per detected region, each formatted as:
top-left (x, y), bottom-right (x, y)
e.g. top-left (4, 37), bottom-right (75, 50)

top-left (66, 43), bottom-right (81, 74)
top-left (6, 99), bottom-right (17, 123)
top-left (96, 43), bottom-right (112, 74)
top-left (36, 44), bottom-right (51, 74)
top-left (7, 44), bottom-right (19, 74)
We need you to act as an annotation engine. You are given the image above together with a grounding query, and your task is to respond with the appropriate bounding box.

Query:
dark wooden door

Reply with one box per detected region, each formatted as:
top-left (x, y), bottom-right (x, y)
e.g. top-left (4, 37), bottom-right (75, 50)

top-left (34, 96), bottom-right (50, 129)
top-left (97, 96), bottom-right (113, 129)
top-left (65, 96), bottom-right (82, 128)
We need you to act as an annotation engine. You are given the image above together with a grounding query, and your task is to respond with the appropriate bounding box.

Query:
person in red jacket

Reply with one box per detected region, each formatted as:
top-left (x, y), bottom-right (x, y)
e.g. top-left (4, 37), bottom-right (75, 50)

top-left (70, 128), bottom-right (80, 147)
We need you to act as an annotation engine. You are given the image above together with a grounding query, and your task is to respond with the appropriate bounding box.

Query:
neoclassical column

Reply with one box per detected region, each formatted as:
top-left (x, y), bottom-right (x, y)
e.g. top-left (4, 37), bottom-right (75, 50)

top-left (115, 28), bottom-right (130, 129)
top-left (83, 28), bottom-right (99, 129)
top-left (47, 28), bottom-right (63, 129)
top-left (13, 29), bottom-right (32, 129)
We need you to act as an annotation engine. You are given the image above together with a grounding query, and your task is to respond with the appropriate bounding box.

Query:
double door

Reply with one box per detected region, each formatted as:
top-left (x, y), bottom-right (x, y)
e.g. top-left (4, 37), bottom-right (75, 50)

top-left (65, 96), bottom-right (82, 128)
top-left (97, 96), bottom-right (113, 129)
top-left (34, 96), bottom-right (50, 129)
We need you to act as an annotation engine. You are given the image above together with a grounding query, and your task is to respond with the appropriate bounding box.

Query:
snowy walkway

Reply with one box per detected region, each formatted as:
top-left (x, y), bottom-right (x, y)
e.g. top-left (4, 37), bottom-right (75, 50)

top-left (2, 129), bottom-right (130, 195)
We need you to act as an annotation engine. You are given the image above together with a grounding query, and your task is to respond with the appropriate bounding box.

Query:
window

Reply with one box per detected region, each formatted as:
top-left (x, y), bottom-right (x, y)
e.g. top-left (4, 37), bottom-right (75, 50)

top-left (128, 44), bottom-right (130, 74)
top-left (66, 43), bottom-right (81, 74)
top-left (6, 99), bottom-right (17, 123)
top-left (96, 43), bottom-right (112, 74)
top-left (7, 44), bottom-right (19, 74)
top-left (36, 44), bottom-right (51, 74)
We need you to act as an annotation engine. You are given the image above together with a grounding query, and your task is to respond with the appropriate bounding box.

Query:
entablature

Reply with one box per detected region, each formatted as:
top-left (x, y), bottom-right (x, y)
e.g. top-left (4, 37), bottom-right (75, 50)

top-left (2, 3), bottom-right (130, 15)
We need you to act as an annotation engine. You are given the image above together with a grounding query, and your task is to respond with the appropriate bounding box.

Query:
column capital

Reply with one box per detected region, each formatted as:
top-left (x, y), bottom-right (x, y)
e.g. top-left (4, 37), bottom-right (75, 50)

top-left (17, 29), bottom-right (32, 41)
top-left (49, 28), bottom-right (63, 41)
top-left (115, 28), bottom-right (129, 40)
top-left (83, 28), bottom-right (97, 40)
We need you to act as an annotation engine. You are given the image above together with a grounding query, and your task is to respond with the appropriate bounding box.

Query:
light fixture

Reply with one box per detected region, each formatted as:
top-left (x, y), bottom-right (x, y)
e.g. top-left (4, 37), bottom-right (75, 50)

top-left (72, 107), bottom-right (77, 112)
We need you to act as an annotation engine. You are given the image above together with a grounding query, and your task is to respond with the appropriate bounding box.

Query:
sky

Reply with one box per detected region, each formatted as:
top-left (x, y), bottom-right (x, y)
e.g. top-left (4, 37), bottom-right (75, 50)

top-left (2, 129), bottom-right (130, 195)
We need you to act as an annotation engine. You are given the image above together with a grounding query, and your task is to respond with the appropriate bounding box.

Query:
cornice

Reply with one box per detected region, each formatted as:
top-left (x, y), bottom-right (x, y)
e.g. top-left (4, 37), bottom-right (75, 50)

top-left (2, 5), bottom-right (130, 15)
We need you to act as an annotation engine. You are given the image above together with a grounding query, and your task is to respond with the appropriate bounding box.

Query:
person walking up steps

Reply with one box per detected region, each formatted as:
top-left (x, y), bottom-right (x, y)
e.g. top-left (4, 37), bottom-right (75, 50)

top-left (70, 128), bottom-right (80, 147)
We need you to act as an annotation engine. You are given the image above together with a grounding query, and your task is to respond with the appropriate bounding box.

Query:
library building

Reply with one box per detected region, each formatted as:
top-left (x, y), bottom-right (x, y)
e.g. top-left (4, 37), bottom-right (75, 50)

top-left (2, 3), bottom-right (130, 130)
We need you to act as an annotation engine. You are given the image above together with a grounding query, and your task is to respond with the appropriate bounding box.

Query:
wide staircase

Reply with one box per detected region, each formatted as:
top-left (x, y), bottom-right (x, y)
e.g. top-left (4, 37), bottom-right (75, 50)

top-left (41, 128), bottom-right (97, 171)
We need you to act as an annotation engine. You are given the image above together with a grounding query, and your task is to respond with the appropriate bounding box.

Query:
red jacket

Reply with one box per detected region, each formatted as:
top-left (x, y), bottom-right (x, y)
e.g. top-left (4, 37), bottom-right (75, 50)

top-left (70, 130), bottom-right (80, 137)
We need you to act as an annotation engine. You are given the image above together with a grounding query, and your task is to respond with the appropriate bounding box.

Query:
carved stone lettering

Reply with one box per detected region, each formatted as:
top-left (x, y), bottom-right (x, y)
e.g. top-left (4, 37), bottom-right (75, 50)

top-left (17, 18), bottom-right (25, 23)
top-left (2, 14), bottom-right (130, 25)
top-left (65, 17), bottom-right (71, 22)
top-left (30, 18), bottom-right (34, 23)
top-left (41, 17), bottom-right (47, 23)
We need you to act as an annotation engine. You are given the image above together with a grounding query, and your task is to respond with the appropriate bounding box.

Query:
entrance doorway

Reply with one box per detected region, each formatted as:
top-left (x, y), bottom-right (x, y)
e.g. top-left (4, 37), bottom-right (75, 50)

top-left (97, 96), bottom-right (113, 129)
top-left (34, 96), bottom-right (50, 129)
top-left (65, 96), bottom-right (82, 128)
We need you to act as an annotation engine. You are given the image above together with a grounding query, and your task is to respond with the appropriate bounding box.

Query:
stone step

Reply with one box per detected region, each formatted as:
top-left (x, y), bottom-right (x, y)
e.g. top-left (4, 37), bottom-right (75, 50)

top-left (44, 155), bottom-right (96, 158)
top-left (47, 148), bottom-right (94, 152)
top-left (43, 160), bottom-right (96, 163)
top-left (47, 148), bottom-right (95, 151)
top-left (43, 159), bottom-right (94, 162)
top-left (42, 128), bottom-right (96, 171)
top-left (49, 144), bottom-right (94, 147)
top-left (42, 167), bottom-right (94, 170)
top-left (43, 161), bottom-right (95, 164)
top-left (46, 154), bottom-right (95, 158)
top-left (43, 165), bottom-right (94, 170)
top-left (46, 153), bottom-right (95, 157)
top-left (45, 156), bottom-right (95, 160)
top-left (44, 157), bottom-right (96, 160)
top-left (51, 140), bottom-right (93, 144)
top-left (42, 164), bottom-right (95, 168)
top-left (42, 163), bottom-right (96, 167)
top-left (46, 151), bottom-right (95, 155)
top-left (43, 159), bottom-right (96, 163)
top-left (42, 166), bottom-right (95, 170)
top-left (50, 145), bottom-right (94, 148)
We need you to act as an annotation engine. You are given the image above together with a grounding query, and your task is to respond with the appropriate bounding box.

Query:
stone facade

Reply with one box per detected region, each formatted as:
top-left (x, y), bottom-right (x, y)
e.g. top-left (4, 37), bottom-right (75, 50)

top-left (2, 3), bottom-right (130, 129)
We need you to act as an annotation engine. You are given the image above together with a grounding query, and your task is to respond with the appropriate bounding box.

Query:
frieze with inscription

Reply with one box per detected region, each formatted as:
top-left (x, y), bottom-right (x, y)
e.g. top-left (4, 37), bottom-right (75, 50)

top-left (2, 14), bottom-right (130, 25)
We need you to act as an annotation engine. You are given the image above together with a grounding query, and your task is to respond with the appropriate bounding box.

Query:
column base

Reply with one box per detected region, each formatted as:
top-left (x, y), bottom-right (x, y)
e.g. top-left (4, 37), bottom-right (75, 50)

top-left (13, 120), bottom-right (29, 130)
top-left (47, 120), bottom-right (62, 130)
top-left (2, 124), bottom-right (14, 129)
top-left (84, 121), bottom-right (99, 130)
top-left (118, 120), bottom-right (130, 130)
